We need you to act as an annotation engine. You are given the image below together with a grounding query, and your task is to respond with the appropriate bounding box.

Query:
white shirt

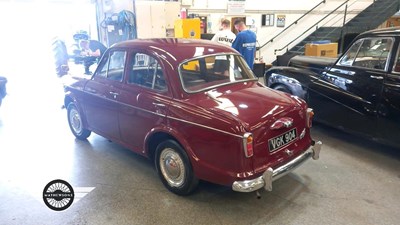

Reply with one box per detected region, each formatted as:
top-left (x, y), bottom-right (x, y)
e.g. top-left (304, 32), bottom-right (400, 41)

top-left (211, 29), bottom-right (236, 46)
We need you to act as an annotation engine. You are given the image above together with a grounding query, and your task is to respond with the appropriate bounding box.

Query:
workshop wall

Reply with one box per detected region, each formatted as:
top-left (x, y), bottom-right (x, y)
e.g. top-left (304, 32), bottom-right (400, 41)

top-left (186, 0), bottom-right (374, 63)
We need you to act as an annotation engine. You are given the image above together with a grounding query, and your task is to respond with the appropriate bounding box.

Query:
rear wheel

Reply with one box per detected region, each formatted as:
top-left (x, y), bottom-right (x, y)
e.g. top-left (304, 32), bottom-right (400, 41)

top-left (155, 140), bottom-right (198, 195)
top-left (273, 84), bottom-right (292, 94)
top-left (67, 103), bottom-right (91, 140)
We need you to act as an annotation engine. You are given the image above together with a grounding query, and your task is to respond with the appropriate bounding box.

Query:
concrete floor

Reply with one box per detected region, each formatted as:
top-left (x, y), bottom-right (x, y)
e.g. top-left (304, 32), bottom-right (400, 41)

top-left (0, 73), bottom-right (399, 225)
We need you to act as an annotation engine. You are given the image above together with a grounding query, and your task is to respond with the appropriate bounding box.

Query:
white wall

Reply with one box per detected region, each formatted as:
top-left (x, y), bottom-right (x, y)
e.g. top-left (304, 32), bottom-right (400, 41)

top-left (186, 0), bottom-right (375, 63)
top-left (0, 1), bottom-right (97, 75)
top-left (135, 1), bottom-right (180, 38)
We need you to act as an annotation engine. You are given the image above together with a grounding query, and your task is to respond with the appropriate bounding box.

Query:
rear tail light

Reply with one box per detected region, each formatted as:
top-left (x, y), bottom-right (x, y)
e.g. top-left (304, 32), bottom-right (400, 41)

top-left (243, 133), bottom-right (254, 158)
top-left (306, 108), bottom-right (314, 128)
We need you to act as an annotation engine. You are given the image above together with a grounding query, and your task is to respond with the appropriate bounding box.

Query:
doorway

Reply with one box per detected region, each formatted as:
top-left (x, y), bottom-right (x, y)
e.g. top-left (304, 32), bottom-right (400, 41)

top-left (0, 1), bottom-right (98, 117)
top-left (231, 17), bottom-right (246, 35)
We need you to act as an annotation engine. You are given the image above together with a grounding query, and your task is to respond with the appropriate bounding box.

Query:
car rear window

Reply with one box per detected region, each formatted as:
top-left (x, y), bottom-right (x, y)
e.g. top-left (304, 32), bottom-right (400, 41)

top-left (179, 54), bottom-right (256, 92)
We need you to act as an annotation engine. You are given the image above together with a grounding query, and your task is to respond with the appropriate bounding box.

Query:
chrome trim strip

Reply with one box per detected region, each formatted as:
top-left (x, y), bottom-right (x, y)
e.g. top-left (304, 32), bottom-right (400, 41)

top-left (183, 79), bottom-right (258, 94)
top-left (392, 42), bottom-right (400, 74)
top-left (168, 116), bottom-right (243, 138)
top-left (307, 84), bottom-right (368, 115)
top-left (119, 100), bottom-right (166, 117)
top-left (385, 83), bottom-right (400, 88)
top-left (232, 141), bottom-right (322, 192)
top-left (70, 87), bottom-right (168, 118)
top-left (67, 87), bottom-right (244, 139)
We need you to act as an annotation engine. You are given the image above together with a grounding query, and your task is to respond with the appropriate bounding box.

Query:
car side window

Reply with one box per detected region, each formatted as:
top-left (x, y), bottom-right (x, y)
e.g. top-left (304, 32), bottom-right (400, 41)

top-left (93, 51), bottom-right (126, 81)
top-left (339, 38), bottom-right (393, 70)
top-left (352, 38), bottom-right (392, 70)
top-left (338, 40), bottom-right (362, 66)
top-left (128, 53), bottom-right (167, 92)
top-left (393, 44), bottom-right (400, 73)
top-left (107, 50), bottom-right (126, 81)
top-left (95, 54), bottom-right (109, 78)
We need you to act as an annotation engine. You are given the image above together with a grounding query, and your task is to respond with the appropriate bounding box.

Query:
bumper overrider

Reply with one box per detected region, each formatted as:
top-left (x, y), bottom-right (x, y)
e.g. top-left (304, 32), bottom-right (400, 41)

top-left (232, 141), bottom-right (322, 192)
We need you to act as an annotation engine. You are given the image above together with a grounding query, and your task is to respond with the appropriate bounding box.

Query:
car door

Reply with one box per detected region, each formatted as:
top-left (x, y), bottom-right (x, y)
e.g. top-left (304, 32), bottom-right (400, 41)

top-left (117, 51), bottom-right (171, 152)
top-left (83, 49), bottom-right (127, 140)
top-left (309, 37), bottom-right (392, 136)
top-left (376, 41), bottom-right (400, 146)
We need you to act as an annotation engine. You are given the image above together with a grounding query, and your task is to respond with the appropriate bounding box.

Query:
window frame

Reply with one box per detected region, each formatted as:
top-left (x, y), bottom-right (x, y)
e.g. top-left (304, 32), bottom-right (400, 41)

top-left (178, 53), bottom-right (257, 94)
top-left (338, 37), bottom-right (394, 72)
top-left (338, 39), bottom-right (363, 67)
top-left (92, 49), bottom-right (127, 82)
top-left (105, 50), bottom-right (127, 82)
top-left (391, 41), bottom-right (400, 74)
top-left (127, 51), bottom-right (168, 93)
top-left (94, 53), bottom-right (109, 79)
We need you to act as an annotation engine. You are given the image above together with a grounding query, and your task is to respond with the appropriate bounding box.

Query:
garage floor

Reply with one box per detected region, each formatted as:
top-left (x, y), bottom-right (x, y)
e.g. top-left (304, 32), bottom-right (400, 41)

top-left (0, 74), bottom-right (399, 225)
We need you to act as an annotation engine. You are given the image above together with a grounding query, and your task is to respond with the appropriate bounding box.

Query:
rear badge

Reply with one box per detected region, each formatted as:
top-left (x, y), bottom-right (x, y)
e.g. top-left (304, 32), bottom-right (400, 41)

top-left (285, 149), bottom-right (294, 156)
top-left (270, 117), bottom-right (294, 130)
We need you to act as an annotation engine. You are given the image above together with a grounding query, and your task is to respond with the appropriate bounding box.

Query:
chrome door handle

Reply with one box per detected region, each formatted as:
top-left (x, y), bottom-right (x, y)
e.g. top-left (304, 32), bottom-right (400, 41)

top-left (152, 102), bottom-right (166, 107)
top-left (348, 71), bottom-right (356, 76)
top-left (330, 69), bottom-right (355, 76)
top-left (86, 88), bottom-right (97, 94)
top-left (370, 75), bottom-right (384, 80)
top-left (109, 91), bottom-right (119, 99)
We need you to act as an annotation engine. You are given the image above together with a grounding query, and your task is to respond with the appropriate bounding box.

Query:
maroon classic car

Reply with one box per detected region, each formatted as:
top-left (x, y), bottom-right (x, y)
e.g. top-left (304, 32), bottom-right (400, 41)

top-left (63, 39), bottom-right (322, 195)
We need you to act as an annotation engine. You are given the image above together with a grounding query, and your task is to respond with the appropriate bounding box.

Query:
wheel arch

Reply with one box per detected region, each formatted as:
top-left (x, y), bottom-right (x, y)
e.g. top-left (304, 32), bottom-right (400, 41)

top-left (64, 95), bottom-right (90, 131)
top-left (145, 129), bottom-right (195, 165)
top-left (269, 82), bottom-right (294, 94)
top-left (266, 69), bottom-right (309, 100)
top-left (64, 95), bottom-right (74, 109)
top-left (146, 132), bottom-right (177, 162)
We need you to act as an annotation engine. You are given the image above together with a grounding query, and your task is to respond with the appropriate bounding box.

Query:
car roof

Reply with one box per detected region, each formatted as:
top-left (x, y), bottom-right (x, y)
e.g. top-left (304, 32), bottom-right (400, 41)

top-left (359, 27), bottom-right (400, 38)
top-left (110, 38), bottom-right (239, 64)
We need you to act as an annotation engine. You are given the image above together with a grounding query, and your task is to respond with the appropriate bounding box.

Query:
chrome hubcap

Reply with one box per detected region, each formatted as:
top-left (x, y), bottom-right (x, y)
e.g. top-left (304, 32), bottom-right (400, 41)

top-left (159, 148), bottom-right (185, 187)
top-left (70, 108), bottom-right (82, 134)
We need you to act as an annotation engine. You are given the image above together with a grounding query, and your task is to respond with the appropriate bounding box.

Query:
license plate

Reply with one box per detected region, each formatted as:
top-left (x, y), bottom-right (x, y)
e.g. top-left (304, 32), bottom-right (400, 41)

top-left (268, 128), bottom-right (297, 152)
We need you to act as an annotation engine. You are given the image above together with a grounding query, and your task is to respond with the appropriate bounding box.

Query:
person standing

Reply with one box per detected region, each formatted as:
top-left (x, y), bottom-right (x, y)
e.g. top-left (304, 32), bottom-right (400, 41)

top-left (211, 19), bottom-right (236, 46)
top-left (232, 19), bottom-right (257, 69)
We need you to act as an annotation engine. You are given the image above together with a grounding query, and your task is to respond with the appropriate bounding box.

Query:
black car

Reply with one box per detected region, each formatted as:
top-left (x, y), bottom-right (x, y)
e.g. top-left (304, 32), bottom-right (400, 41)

top-left (265, 27), bottom-right (400, 148)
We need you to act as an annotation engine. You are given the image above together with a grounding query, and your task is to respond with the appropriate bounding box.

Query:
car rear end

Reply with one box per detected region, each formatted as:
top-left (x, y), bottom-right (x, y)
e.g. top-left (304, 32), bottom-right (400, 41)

top-left (232, 95), bottom-right (321, 192)
top-left (166, 41), bottom-right (322, 193)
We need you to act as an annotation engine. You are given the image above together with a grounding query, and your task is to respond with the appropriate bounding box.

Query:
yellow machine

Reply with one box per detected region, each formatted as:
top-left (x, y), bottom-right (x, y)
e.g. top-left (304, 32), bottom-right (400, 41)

top-left (174, 18), bottom-right (201, 39)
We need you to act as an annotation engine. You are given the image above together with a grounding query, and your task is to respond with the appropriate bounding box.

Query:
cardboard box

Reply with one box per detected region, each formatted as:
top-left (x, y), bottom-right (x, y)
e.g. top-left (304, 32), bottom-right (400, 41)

top-left (305, 42), bottom-right (338, 57)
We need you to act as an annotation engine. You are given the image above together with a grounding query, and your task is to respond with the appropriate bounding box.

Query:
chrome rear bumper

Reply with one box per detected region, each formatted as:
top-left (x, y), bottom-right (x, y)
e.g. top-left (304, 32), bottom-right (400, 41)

top-left (232, 141), bottom-right (322, 192)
